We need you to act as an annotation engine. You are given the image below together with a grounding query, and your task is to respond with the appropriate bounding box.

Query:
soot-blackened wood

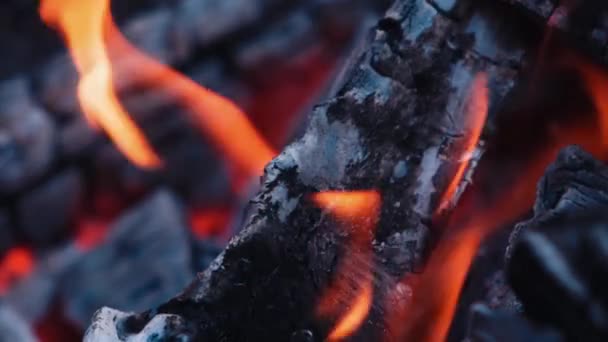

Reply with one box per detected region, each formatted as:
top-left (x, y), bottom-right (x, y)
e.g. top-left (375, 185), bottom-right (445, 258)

top-left (498, 0), bottom-right (608, 62)
top-left (506, 146), bottom-right (608, 341)
top-left (84, 0), bottom-right (541, 340)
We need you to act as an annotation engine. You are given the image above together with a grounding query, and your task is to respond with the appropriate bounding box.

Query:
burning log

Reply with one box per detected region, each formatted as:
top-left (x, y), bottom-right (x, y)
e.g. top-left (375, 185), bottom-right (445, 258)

top-left (83, 0), bottom-right (544, 340)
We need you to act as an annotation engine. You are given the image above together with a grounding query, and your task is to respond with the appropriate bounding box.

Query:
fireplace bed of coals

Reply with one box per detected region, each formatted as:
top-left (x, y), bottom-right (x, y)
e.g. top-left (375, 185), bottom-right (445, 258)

top-left (2, 0), bottom-right (608, 341)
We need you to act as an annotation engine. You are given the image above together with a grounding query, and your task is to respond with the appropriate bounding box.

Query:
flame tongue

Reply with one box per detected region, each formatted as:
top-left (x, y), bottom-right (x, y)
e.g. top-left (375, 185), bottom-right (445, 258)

top-left (39, 0), bottom-right (161, 169)
top-left (312, 190), bottom-right (380, 341)
top-left (437, 73), bottom-right (489, 213)
top-left (40, 0), bottom-right (276, 176)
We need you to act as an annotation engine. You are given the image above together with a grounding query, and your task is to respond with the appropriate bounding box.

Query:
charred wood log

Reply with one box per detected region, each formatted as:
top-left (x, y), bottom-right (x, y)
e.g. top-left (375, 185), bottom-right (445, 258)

top-left (83, 0), bottom-right (546, 340)
top-left (505, 146), bottom-right (608, 341)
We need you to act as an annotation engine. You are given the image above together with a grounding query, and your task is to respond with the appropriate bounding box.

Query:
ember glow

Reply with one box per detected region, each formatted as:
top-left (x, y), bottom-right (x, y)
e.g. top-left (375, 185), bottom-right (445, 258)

top-left (0, 247), bottom-right (34, 295)
top-left (75, 218), bottom-right (110, 252)
top-left (39, 0), bottom-right (161, 169)
top-left (189, 207), bottom-right (233, 239)
top-left (437, 72), bottom-right (489, 213)
top-left (576, 60), bottom-right (608, 153)
top-left (40, 0), bottom-right (276, 177)
top-left (312, 191), bottom-right (381, 225)
top-left (327, 276), bottom-right (374, 341)
top-left (387, 164), bottom-right (541, 342)
top-left (312, 190), bottom-right (380, 340)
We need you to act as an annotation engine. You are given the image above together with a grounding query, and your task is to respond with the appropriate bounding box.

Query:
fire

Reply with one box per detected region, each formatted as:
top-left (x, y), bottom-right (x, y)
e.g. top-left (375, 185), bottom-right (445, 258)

top-left (327, 280), bottom-right (374, 341)
top-left (575, 59), bottom-right (608, 153)
top-left (387, 162), bottom-right (540, 342)
top-left (437, 73), bottom-right (489, 213)
top-left (40, 0), bottom-right (276, 176)
top-left (39, 0), bottom-right (161, 169)
top-left (0, 247), bottom-right (34, 295)
top-left (312, 191), bottom-right (381, 224)
top-left (312, 190), bottom-right (380, 340)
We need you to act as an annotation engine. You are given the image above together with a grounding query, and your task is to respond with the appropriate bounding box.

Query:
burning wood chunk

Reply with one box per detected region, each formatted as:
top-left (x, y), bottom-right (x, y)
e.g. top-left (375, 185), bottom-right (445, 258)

top-left (506, 146), bottom-right (608, 341)
top-left (0, 78), bottom-right (56, 195)
top-left (60, 190), bottom-right (193, 327)
top-left (82, 0), bottom-right (540, 339)
top-left (17, 168), bottom-right (84, 247)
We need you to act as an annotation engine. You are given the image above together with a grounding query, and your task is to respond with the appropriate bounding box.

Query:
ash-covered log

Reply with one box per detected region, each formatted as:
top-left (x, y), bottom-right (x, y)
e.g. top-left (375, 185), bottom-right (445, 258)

top-left (82, 0), bottom-right (548, 340)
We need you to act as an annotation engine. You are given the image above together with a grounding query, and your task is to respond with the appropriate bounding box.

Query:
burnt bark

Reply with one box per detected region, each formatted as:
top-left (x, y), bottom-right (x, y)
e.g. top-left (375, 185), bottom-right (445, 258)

top-left (464, 146), bottom-right (608, 341)
top-left (83, 0), bottom-right (540, 340)
top-left (506, 146), bottom-right (608, 341)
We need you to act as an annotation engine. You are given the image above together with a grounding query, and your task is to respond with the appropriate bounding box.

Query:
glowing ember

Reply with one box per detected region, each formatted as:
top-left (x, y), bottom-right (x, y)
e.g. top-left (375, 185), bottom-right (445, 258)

top-left (189, 207), bottom-right (233, 239)
top-left (75, 218), bottom-right (110, 252)
top-left (312, 191), bottom-right (381, 224)
top-left (39, 0), bottom-right (161, 169)
top-left (0, 247), bottom-right (34, 295)
top-left (437, 72), bottom-right (488, 213)
top-left (312, 190), bottom-right (380, 340)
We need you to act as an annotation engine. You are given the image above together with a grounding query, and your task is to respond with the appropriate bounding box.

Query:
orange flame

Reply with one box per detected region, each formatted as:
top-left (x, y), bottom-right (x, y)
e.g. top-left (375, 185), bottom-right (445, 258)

top-left (40, 0), bottom-right (276, 177)
top-left (312, 191), bottom-right (381, 225)
top-left (312, 190), bottom-right (380, 340)
top-left (387, 164), bottom-right (539, 342)
top-left (327, 280), bottom-right (374, 341)
top-left (39, 0), bottom-right (161, 169)
top-left (0, 247), bottom-right (34, 295)
top-left (437, 73), bottom-right (489, 213)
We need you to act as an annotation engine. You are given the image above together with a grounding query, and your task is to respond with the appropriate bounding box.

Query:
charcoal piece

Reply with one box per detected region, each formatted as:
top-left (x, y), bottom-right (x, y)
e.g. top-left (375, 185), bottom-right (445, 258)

top-left (84, 0), bottom-right (537, 340)
top-left (428, 0), bottom-right (474, 18)
top-left (497, 0), bottom-right (608, 63)
top-left (122, 9), bottom-right (181, 65)
top-left (509, 219), bottom-right (608, 341)
top-left (4, 245), bottom-right (81, 323)
top-left (501, 0), bottom-right (557, 19)
top-left (0, 305), bottom-right (36, 342)
top-left (58, 118), bottom-right (98, 159)
top-left (16, 168), bottom-right (83, 247)
top-left (507, 145), bottom-right (608, 257)
top-left (187, 60), bottom-right (252, 107)
top-left (61, 190), bottom-right (193, 327)
top-left (84, 307), bottom-right (195, 342)
top-left (0, 78), bottom-right (56, 195)
top-left (233, 11), bottom-right (319, 72)
top-left (465, 303), bottom-right (563, 342)
top-left (37, 54), bottom-right (80, 117)
top-left (172, 0), bottom-right (286, 52)
top-left (506, 146), bottom-right (608, 341)
top-left (0, 210), bottom-right (14, 256)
